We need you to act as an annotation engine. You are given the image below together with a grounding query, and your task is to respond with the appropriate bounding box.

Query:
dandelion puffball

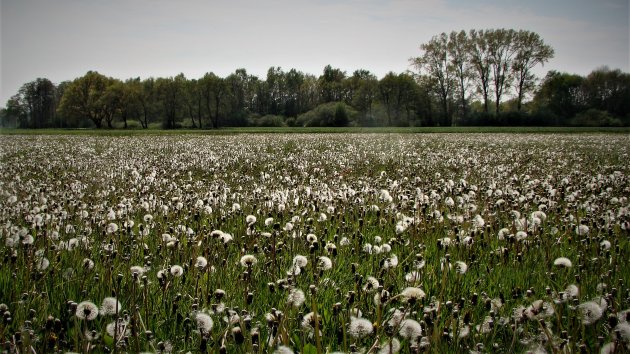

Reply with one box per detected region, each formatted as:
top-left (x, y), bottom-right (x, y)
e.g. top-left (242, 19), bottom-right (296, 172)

top-left (553, 257), bottom-right (572, 268)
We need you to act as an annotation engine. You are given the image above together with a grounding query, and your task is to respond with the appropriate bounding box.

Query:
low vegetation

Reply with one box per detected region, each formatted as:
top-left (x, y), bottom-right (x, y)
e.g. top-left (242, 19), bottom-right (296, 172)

top-left (0, 133), bottom-right (629, 353)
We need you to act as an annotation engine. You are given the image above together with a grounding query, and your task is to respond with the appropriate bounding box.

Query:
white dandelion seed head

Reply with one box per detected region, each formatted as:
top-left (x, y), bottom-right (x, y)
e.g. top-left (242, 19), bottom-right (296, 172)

top-left (387, 309), bottom-right (405, 328)
top-left (498, 228), bottom-right (510, 240)
top-left (377, 338), bottom-right (401, 354)
top-left (566, 284), bottom-right (579, 298)
top-left (383, 254), bottom-right (398, 269)
top-left (455, 261), bottom-right (468, 274)
top-left (273, 345), bottom-right (295, 354)
top-left (473, 214), bottom-right (485, 229)
top-left (399, 319), bottom-right (423, 340)
top-left (106, 318), bottom-right (129, 337)
top-left (301, 312), bottom-right (317, 332)
top-left (106, 222), bottom-right (118, 234)
top-left (36, 257), bottom-right (50, 270)
top-left (363, 276), bottom-right (380, 293)
top-left (100, 297), bottom-right (121, 316)
top-left (306, 233), bottom-right (317, 244)
top-left (83, 258), bottom-right (95, 270)
top-left (195, 312), bottom-right (214, 333)
top-left (76, 301), bottom-right (99, 321)
top-left (553, 257), bottom-right (572, 268)
top-left (348, 316), bottom-right (374, 339)
top-left (22, 234), bottom-right (34, 245)
top-left (458, 324), bottom-right (470, 339)
top-left (287, 288), bottom-right (306, 308)
top-left (400, 287), bottom-right (426, 303)
top-left (515, 231), bottom-right (528, 241)
top-left (317, 256), bottom-right (332, 271)
top-left (195, 256), bottom-right (208, 269)
top-left (292, 255), bottom-right (308, 268)
top-left (246, 215), bottom-right (257, 225)
top-left (617, 309), bottom-right (630, 323)
top-left (240, 255), bottom-right (258, 267)
top-left (220, 233), bottom-right (233, 243)
top-left (613, 322), bottom-right (630, 345)
top-left (531, 210), bottom-right (547, 221)
top-left (576, 224), bottom-right (589, 236)
top-left (578, 301), bottom-right (603, 325)
top-left (405, 271), bottom-right (421, 283)
top-left (592, 296), bottom-right (608, 311)
top-left (130, 265), bottom-right (146, 276)
top-left (170, 265), bottom-right (184, 277)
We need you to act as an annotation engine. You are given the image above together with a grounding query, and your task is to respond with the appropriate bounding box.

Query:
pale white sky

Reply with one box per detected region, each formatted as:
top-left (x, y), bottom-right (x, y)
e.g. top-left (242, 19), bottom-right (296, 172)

top-left (1, 0), bottom-right (629, 105)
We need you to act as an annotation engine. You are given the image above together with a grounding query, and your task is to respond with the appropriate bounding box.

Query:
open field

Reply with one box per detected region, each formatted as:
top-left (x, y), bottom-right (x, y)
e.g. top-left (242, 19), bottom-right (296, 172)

top-left (0, 133), bottom-right (629, 353)
top-left (1, 126), bottom-right (630, 136)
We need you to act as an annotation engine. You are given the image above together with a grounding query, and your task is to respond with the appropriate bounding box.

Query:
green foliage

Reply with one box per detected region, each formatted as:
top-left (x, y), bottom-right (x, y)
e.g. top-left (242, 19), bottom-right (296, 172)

top-left (4, 30), bottom-right (630, 129)
top-left (571, 109), bottom-right (622, 126)
top-left (296, 102), bottom-right (357, 127)
top-left (248, 114), bottom-right (286, 127)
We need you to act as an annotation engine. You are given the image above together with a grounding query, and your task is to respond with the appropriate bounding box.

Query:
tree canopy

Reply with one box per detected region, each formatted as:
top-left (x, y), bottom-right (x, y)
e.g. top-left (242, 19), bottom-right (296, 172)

top-left (2, 29), bottom-right (628, 129)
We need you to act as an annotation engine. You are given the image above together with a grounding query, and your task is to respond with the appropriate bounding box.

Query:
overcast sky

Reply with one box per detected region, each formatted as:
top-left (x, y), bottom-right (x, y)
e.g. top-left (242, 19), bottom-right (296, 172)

top-left (1, 0), bottom-right (629, 105)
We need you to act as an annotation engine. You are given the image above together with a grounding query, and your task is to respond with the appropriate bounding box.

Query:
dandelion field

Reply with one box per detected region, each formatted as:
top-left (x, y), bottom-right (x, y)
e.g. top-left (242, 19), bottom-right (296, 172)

top-left (0, 133), bottom-right (629, 354)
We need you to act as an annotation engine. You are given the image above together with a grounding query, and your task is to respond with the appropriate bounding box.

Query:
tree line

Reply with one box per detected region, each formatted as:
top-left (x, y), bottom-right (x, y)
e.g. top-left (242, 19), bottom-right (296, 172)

top-left (2, 28), bottom-right (629, 129)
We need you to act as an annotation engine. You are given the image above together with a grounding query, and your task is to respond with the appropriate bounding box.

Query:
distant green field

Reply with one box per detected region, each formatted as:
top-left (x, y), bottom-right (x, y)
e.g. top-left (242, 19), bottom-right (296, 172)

top-left (1, 126), bottom-right (629, 135)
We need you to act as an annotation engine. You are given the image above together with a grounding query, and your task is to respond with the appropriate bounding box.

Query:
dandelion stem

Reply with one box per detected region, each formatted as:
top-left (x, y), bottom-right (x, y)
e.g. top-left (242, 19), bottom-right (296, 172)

top-left (311, 294), bottom-right (322, 354)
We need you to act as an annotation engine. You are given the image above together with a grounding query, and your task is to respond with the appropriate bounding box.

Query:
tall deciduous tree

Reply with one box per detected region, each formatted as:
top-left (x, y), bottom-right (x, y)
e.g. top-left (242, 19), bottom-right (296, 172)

top-left (533, 70), bottom-right (585, 120)
top-left (8, 78), bottom-right (58, 128)
top-left (349, 70), bottom-right (378, 125)
top-left (137, 78), bottom-right (157, 129)
top-left (448, 30), bottom-right (473, 121)
top-left (467, 29), bottom-right (492, 113)
top-left (487, 28), bottom-right (517, 114)
top-left (411, 32), bottom-right (454, 125)
top-left (156, 74), bottom-right (185, 129)
top-left (581, 67), bottom-right (630, 119)
top-left (512, 30), bottom-right (554, 111)
top-left (319, 65), bottom-right (347, 103)
top-left (57, 71), bottom-right (114, 128)
top-left (225, 68), bottom-right (255, 125)
top-left (183, 79), bottom-right (202, 128)
top-left (200, 73), bottom-right (227, 129)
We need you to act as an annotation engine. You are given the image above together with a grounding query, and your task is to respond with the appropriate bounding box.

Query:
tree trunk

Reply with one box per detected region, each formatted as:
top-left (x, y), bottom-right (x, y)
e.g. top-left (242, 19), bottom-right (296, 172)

top-left (188, 105), bottom-right (197, 128)
top-left (517, 79), bottom-right (525, 112)
top-left (460, 81), bottom-right (467, 120)
top-left (483, 91), bottom-right (489, 113)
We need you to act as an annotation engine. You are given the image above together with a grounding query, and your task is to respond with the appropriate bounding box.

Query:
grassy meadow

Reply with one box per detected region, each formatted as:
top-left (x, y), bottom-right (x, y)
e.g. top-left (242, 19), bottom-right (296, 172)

top-left (0, 132), bottom-right (629, 353)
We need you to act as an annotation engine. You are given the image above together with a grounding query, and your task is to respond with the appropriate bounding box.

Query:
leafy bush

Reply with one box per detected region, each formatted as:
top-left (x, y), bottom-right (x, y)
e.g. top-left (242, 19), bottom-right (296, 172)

top-left (249, 114), bottom-right (286, 127)
top-left (571, 109), bottom-right (622, 126)
top-left (296, 102), bottom-right (357, 127)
